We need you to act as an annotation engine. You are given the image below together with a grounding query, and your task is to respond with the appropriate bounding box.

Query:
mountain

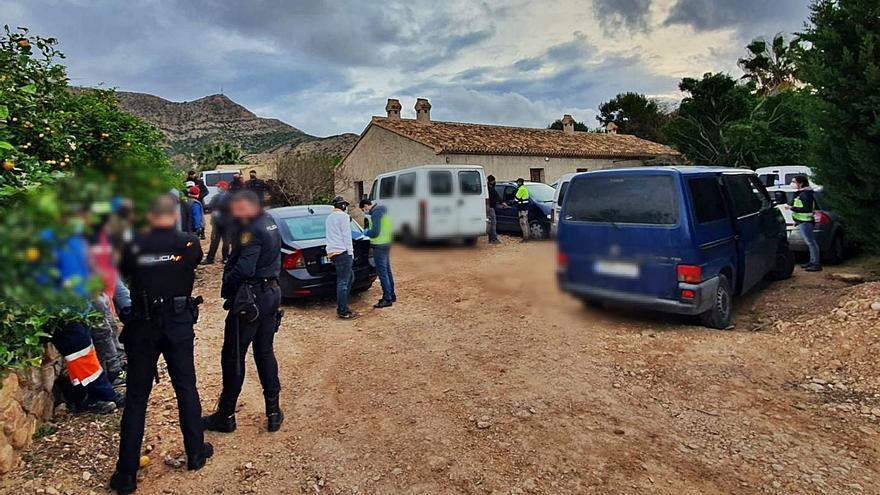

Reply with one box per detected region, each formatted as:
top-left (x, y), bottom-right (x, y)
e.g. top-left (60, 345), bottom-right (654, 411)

top-left (113, 91), bottom-right (355, 167)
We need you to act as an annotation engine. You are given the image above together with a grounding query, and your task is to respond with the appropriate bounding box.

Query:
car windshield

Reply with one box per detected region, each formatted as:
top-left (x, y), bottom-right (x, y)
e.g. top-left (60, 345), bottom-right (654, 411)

top-left (282, 214), bottom-right (362, 241)
top-left (525, 183), bottom-right (555, 202)
top-left (564, 175), bottom-right (678, 225)
top-left (204, 172), bottom-right (237, 186)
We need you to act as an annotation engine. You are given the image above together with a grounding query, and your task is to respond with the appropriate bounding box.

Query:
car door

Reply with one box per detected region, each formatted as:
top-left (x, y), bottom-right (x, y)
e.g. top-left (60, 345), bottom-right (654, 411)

top-left (456, 169), bottom-right (486, 236)
top-left (494, 184), bottom-right (518, 232)
top-left (721, 174), bottom-right (770, 294)
top-left (427, 170), bottom-right (456, 238)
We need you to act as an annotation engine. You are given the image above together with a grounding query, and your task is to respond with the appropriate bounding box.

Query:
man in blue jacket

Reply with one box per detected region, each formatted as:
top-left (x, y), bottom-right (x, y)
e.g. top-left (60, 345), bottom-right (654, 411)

top-left (360, 199), bottom-right (396, 308)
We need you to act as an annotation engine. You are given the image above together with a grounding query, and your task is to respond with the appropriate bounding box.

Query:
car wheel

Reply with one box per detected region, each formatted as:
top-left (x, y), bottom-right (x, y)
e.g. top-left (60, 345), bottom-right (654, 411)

top-left (765, 249), bottom-right (795, 281)
top-left (823, 232), bottom-right (845, 265)
top-left (529, 221), bottom-right (547, 240)
top-left (699, 274), bottom-right (732, 330)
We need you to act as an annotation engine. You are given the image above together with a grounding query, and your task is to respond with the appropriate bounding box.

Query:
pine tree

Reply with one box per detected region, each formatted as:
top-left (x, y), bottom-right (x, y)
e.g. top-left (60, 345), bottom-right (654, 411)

top-left (798, 0), bottom-right (880, 252)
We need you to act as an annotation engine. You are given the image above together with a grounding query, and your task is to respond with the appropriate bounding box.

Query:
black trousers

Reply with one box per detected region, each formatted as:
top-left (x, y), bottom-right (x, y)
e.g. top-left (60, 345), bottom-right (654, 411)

top-left (116, 332), bottom-right (203, 475)
top-left (207, 221), bottom-right (230, 262)
top-left (217, 283), bottom-right (281, 413)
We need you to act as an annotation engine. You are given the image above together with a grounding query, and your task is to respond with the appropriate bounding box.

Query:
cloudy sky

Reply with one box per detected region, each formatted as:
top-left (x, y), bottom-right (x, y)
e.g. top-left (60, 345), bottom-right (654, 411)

top-left (2, 0), bottom-right (810, 136)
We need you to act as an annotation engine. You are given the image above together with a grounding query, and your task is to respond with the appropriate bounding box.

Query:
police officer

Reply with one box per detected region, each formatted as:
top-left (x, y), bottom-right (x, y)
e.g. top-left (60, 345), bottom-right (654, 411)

top-left (203, 190), bottom-right (284, 433)
top-left (514, 178), bottom-right (531, 242)
top-left (110, 194), bottom-right (212, 494)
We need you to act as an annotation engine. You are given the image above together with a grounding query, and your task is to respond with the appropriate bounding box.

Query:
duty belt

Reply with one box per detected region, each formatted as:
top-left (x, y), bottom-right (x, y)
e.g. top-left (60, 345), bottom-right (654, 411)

top-left (246, 277), bottom-right (278, 291)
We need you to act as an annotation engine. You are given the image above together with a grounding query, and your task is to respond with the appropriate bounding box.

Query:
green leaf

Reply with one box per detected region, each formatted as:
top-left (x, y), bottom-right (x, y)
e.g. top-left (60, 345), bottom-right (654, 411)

top-left (0, 106), bottom-right (7, 120)
top-left (0, 141), bottom-right (14, 151)
top-left (20, 84), bottom-right (36, 94)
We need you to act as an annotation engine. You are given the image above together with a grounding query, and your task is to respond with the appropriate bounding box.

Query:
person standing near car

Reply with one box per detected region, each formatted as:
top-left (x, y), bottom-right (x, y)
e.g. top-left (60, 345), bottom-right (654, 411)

top-left (204, 180), bottom-right (231, 264)
top-left (486, 175), bottom-right (505, 245)
top-left (360, 199), bottom-right (396, 308)
top-left (203, 190), bottom-right (284, 434)
top-left (785, 175), bottom-right (822, 272)
top-left (514, 178), bottom-right (530, 242)
top-left (110, 194), bottom-right (212, 494)
top-left (325, 196), bottom-right (357, 319)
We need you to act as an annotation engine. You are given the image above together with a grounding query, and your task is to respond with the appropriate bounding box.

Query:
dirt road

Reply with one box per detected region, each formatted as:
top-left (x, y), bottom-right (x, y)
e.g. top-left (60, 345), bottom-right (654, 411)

top-left (4, 237), bottom-right (880, 495)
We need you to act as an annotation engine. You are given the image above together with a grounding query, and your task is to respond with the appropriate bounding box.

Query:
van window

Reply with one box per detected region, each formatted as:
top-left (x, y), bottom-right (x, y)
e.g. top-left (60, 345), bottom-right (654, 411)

top-left (725, 175), bottom-right (762, 217)
top-left (398, 172), bottom-right (416, 197)
top-left (369, 180), bottom-right (378, 200)
top-left (688, 177), bottom-right (727, 223)
top-left (748, 176), bottom-right (772, 210)
top-left (204, 172), bottom-right (237, 186)
top-left (557, 182), bottom-right (570, 205)
top-left (380, 176), bottom-right (396, 199)
top-left (458, 171), bottom-right (482, 195)
top-left (564, 175), bottom-right (678, 225)
top-left (429, 171), bottom-right (453, 195)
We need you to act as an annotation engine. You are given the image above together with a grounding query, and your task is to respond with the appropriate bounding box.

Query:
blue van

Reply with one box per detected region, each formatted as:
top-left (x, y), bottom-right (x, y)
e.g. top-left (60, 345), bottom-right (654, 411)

top-left (557, 167), bottom-right (794, 329)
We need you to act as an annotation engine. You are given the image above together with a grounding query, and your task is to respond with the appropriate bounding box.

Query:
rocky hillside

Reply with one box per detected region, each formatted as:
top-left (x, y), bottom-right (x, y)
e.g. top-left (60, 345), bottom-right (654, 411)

top-left (113, 91), bottom-right (356, 167)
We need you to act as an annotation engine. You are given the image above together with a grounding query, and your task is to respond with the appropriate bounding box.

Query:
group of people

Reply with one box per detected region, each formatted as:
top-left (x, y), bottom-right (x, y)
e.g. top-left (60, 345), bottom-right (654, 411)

top-left (486, 175), bottom-right (531, 244)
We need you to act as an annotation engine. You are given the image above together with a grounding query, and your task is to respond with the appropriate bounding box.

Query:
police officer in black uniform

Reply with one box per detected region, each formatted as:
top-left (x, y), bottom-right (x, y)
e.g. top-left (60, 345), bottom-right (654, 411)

top-left (203, 190), bottom-right (284, 433)
top-left (110, 194), bottom-right (213, 494)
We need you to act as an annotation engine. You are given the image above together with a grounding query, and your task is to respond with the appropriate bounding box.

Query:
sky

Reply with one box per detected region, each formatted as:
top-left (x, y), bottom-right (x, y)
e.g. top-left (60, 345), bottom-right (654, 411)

top-left (2, 0), bottom-right (811, 137)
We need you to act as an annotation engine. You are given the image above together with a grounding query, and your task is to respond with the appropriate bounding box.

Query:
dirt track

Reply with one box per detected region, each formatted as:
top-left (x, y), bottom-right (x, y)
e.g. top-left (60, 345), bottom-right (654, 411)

top-left (3, 236), bottom-right (880, 495)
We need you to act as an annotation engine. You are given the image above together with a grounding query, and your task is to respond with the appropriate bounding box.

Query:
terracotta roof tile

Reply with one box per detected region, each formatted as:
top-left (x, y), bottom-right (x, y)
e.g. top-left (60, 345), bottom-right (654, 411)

top-left (371, 117), bottom-right (680, 159)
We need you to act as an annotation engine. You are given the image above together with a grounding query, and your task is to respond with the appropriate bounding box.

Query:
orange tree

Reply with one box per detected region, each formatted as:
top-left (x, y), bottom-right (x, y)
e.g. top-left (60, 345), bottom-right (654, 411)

top-left (0, 26), bottom-right (178, 370)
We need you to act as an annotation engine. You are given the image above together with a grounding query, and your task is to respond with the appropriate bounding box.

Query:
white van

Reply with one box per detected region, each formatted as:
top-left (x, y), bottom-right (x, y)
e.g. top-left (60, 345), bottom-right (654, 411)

top-left (755, 165), bottom-right (817, 188)
top-left (200, 169), bottom-right (241, 205)
top-left (369, 164), bottom-right (488, 244)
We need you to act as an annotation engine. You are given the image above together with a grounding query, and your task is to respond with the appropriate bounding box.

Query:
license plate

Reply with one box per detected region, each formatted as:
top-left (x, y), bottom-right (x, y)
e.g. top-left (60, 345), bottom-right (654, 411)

top-left (320, 256), bottom-right (330, 264)
top-left (594, 260), bottom-right (639, 278)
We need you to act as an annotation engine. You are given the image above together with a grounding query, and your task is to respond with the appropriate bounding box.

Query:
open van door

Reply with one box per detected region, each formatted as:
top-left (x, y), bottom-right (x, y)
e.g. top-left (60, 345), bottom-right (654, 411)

top-left (721, 173), bottom-right (777, 294)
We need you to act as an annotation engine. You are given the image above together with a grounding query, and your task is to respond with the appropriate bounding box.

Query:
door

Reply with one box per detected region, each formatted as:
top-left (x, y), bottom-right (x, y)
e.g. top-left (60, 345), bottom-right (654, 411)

top-left (722, 174), bottom-right (773, 294)
top-left (456, 169), bottom-right (486, 237)
top-left (494, 184), bottom-right (519, 232)
top-left (426, 170), bottom-right (456, 239)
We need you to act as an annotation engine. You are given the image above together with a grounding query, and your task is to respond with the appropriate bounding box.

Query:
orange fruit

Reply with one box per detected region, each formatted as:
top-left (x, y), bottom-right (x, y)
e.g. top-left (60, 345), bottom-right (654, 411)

top-left (18, 40), bottom-right (29, 48)
top-left (2, 160), bottom-right (14, 171)
top-left (139, 455), bottom-right (149, 468)
top-left (24, 247), bottom-right (40, 262)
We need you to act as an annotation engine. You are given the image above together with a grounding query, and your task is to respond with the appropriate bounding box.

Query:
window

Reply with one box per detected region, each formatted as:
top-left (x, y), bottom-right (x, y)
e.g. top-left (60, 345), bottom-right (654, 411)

top-left (283, 214), bottom-right (362, 241)
top-left (748, 176), bottom-right (772, 210)
top-left (458, 170), bottom-right (482, 195)
top-left (379, 176), bottom-right (396, 199)
top-left (369, 180), bottom-right (378, 200)
top-left (398, 172), bottom-right (416, 197)
top-left (525, 183), bottom-right (555, 202)
top-left (576, 168), bottom-right (589, 173)
top-left (564, 175), bottom-right (678, 225)
top-left (429, 171), bottom-right (453, 195)
top-left (557, 182), bottom-right (570, 204)
top-left (501, 185), bottom-right (517, 202)
top-left (530, 168), bottom-right (545, 183)
top-left (354, 181), bottom-right (364, 201)
top-left (204, 172), bottom-right (237, 186)
top-left (688, 177), bottom-right (728, 223)
top-left (758, 173), bottom-right (778, 187)
top-left (724, 175), bottom-right (762, 217)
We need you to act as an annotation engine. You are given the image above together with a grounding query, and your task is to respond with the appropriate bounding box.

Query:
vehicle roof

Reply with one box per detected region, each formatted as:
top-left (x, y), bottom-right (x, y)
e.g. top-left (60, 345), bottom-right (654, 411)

top-left (574, 166), bottom-right (752, 177)
top-left (267, 205), bottom-right (334, 218)
top-left (376, 164), bottom-right (485, 176)
top-left (755, 165), bottom-right (811, 174)
top-left (496, 180), bottom-right (550, 185)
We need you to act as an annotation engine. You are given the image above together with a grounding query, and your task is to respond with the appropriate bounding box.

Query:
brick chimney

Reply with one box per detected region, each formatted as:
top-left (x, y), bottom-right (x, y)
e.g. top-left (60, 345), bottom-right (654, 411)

top-left (561, 114), bottom-right (575, 135)
top-left (415, 98), bottom-right (432, 123)
top-left (385, 98), bottom-right (402, 120)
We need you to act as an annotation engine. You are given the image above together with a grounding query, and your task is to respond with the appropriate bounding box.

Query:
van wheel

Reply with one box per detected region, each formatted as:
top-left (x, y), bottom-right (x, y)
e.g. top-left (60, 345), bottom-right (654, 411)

top-left (765, 249), bottom-right (795, 281)
top-left (400, 226), bottom-right (418, 246)
top-left (823, 232), bottom-right (845, 265)
top-left (529, 221), bottom-right (547, 240)
top-left (699, 275), bottom-right (732, 330)
top-left (463, 236), bottom-right (478, 247)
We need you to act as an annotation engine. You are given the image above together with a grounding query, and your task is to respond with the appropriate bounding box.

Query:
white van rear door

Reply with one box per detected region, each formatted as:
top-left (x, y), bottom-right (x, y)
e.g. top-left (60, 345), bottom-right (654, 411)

top-left (455, 169), bottom-right (487, 237)
top-left (426, 170), bottom-right (457, 239)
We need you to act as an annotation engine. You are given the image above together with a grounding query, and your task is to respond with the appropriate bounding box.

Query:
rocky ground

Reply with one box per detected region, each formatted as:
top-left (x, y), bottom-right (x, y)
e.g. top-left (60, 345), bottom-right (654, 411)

top-left (2, 237), bottom-right (879, 495)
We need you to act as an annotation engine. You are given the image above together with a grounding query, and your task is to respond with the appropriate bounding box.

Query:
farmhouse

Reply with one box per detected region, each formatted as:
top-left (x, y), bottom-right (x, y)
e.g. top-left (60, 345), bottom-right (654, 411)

top-left (335, 98), bottom-right (682, 200)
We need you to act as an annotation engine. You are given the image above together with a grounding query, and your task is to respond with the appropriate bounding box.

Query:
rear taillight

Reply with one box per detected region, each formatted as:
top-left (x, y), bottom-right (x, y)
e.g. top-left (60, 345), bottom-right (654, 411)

top-left (814, 211), bottom-right (832, 224)
top-left (557, 252), bottom-right (568, 267)
top-left (282, 249), bottom-right (305, 269)
top-left (677, 264), bottom-right (702, 283)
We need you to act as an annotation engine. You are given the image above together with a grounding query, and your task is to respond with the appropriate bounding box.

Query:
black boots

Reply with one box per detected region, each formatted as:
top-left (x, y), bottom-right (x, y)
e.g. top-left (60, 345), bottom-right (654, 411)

top-left (187, 442), bottom-right (214, 471)
top-left (266, 395), bottom-right (284, 432)
top-left (202, 410), bottom-right (236, 433)
top-left (109, 471), bottom-right (137, 494)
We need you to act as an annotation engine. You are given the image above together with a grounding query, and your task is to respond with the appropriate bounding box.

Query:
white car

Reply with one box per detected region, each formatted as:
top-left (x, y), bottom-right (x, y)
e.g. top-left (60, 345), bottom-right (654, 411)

top-left (756, 165), bottom-right (817, 188)
top-left (200, 169), bottom-right (241, 205)
top-left (369, 164), bottom-right (488, 244)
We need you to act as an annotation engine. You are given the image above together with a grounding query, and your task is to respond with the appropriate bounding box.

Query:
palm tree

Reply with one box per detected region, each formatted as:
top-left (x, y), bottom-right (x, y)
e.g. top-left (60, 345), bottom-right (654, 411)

top-left (196, 142), bottom-right (245, 170)
top-left (738, 33), bottom-right (800, 96)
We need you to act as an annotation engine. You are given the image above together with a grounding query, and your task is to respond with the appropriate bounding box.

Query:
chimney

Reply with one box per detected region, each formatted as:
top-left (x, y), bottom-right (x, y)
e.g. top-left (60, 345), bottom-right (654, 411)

top-left (606, 122), bottom-right (618, 134)
top-left (415, 98), bottom-right (432, 123)
top-left (385, 98), bottom-right (402, 120)
top-left (561, 114), bottom-right (575, 135)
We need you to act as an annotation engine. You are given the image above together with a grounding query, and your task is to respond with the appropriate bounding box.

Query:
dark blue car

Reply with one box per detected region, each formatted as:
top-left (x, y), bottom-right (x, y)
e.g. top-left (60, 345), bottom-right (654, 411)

top-left (494, 181), bottom-right (555, 239)
top-left (557, 167), bottom-right (794, 329)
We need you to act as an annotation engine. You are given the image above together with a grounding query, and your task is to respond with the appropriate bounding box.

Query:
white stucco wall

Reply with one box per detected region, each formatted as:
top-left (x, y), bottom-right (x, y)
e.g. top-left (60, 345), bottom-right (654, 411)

top-left (440, 154), bottom-right (647, 185)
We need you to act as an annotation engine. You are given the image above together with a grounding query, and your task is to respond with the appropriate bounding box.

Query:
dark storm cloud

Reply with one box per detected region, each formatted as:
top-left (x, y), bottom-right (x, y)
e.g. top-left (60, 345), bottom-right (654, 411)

top-left (664, 0), bottom-right (810, 33)
top-left (592, 0), bottom-right (652, 31)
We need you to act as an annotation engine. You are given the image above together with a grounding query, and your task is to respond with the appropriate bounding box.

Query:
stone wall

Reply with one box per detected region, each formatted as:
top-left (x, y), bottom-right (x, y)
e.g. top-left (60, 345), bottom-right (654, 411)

top-left (0, 346), bottom-right (61, 474)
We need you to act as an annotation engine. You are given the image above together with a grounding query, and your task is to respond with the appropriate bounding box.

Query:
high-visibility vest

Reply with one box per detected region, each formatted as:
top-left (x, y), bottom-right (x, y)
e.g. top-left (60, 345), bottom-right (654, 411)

top-left (514, 185), bottom-right (530, 205)
top-left (372, 212), bottom-right (393, 245)
top-left (792, 195), bottom-right (813, 222)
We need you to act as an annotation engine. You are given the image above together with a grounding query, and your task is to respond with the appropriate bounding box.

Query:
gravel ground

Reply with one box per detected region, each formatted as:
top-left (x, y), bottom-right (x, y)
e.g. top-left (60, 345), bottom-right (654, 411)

top-left (2, 236), bottom-right (879, 495)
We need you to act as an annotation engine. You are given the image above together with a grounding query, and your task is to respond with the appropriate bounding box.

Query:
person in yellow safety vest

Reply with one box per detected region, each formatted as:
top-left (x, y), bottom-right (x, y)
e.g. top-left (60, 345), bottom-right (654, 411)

top-left (360, 199), bottom-right (396, 308)
top-left (782, 174), bottom-right (822, 272)
top-left (514, 178), bottom-right (531, 242)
